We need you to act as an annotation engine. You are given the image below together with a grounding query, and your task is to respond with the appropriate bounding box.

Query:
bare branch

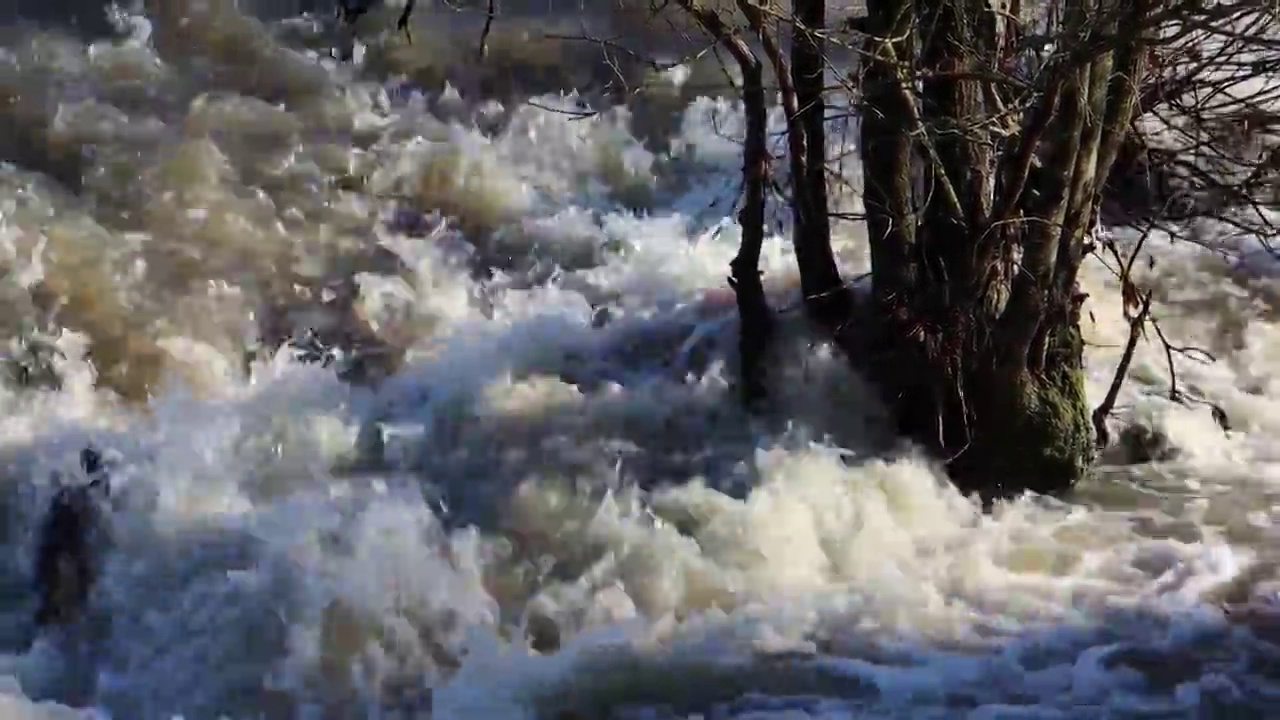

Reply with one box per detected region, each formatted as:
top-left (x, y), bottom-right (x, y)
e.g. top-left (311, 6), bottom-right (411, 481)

top-left (477, 0), bottom-right (497, 61)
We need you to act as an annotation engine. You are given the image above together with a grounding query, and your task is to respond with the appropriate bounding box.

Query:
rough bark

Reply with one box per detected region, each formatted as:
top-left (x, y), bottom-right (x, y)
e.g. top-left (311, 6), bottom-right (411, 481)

top-left (790, 0), bottom-right (851, 329)
top-left (668, 0), bottom-right (1156, 499)
top-left (859, 0), bottom-right (1154, 498)
top-left (730, 53), bottom-right (773, 408)
top-left (677, 2), bottom-right (775, 408)
top-left (725, 18), bottom-right (774, 408)
top-left (734, 1), bottom-right (853, 333)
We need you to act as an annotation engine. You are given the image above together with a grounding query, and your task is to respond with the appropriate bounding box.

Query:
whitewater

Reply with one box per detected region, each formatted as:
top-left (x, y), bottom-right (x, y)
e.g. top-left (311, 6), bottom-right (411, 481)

top-left (0, 1), bottom-right (1277, 718)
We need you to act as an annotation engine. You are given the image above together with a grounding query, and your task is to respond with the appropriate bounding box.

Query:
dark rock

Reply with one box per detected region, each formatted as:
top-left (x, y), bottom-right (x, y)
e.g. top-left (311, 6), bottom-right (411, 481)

top-left (31, 446), bottom-right (114, 629)
top-left (525, 612), bottom-right (561, 654)
top-left (1114, 423), bottom-right (1181, 465)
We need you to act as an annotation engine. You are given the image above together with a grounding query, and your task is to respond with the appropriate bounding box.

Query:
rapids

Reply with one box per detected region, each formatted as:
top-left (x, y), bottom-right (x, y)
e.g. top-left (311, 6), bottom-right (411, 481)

top-left (0, 1), bottom-right (1277, 718)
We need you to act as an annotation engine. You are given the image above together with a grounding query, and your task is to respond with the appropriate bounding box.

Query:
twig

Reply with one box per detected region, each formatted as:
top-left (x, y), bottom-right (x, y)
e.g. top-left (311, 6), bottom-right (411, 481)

top-left (478, 0), bottom-right (496, 61)
top-left (1092, 220), bottom-right (1158, 449)
top-left (523, 100), bottom-right (598, 119)
top-left (398, 0), bottom-right (417, 41)
top-left (1149, 315), bottom-right (1230, 430)
top-left (1092, 289), bottom-right (1153, 449)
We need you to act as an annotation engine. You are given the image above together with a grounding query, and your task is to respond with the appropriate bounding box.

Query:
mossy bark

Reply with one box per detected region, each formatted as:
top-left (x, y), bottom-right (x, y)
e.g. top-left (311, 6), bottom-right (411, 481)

top-left (856, 0), bottom-right (1155, 497)
top-left (877, 296), bottom-right (1096, 499)
top-left (945, 345), bottom-right (1095, 498)
top-left (671, 0), bottom-right (1155, 498)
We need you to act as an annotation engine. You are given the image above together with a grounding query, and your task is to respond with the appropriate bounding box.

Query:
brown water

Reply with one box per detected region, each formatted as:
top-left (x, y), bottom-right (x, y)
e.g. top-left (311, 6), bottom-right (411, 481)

top-left (0, 2), bottom-right (1276, 719)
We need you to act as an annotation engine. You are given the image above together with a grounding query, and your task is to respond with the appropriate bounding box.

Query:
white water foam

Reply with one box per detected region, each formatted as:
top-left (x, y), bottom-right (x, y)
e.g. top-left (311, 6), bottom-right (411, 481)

top-left (0, 3), bottom-right (1275, 719)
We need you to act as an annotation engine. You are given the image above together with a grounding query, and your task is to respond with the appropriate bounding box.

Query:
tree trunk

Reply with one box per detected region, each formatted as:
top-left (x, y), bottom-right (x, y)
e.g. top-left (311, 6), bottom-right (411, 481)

top-left (675, 1), bottom-right (775, 408)
top-left (726, 20), bottom-right (773, 408)
top-left (666, 0), bottom-right (1157, 499)
top-left (859, 0), bottom-right (1154, 498)
top-left (790, 0), bottom-right (850, 329)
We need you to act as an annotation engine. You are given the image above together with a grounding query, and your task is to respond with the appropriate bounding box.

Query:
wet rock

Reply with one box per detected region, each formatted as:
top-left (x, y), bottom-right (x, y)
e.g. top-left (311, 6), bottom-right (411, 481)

top-left (0, 332), bottom-right (64, 392)
top-left (249, 274), bottom-right (408, 387)
top-left (525, 612), bottom-right (561, 654)
top-left (1102, 644), bottom-right (1205, 690)
top-left (1112, 423), bottom-right (1181, 465)
top-left (31, 447), bottom-right (115, 630)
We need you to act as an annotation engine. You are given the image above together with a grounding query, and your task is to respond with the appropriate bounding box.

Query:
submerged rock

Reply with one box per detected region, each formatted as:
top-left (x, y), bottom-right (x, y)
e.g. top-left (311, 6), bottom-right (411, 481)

top-left (0, 332), bottom-right (64, 392)
top-left (247, 274), bottom-right (408, 387)
top-left (1111, 423), bottom-right (1182, 465)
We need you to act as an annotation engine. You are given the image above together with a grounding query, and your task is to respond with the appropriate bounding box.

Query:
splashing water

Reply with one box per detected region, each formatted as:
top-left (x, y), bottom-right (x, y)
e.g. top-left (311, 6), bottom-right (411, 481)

top-left (0, 2), bottom-right (1277, 719)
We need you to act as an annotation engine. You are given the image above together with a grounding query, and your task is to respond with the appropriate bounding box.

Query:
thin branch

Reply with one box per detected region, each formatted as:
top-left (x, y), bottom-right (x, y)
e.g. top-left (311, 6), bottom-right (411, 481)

top-left (1092, 289), bottom-right (1153, 449)
top-left (477, 0), bottom-right (497, 61)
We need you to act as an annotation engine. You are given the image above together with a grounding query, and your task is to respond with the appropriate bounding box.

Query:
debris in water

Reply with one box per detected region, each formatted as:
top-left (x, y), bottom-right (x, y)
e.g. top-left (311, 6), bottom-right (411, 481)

top-left (32, 447), bottom-right (115, 630)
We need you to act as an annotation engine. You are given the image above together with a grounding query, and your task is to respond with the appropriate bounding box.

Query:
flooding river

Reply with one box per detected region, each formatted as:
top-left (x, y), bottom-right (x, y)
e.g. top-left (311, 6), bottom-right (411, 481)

top-left (0, 1), bottom-right (1278, 718)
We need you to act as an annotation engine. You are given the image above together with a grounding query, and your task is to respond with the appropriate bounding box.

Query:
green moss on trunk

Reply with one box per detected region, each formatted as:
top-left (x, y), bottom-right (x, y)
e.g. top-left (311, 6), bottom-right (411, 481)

top-left (875, 314), bottom-right (1095, 500)
top-left (947, 358), bottom-right (1095, 498)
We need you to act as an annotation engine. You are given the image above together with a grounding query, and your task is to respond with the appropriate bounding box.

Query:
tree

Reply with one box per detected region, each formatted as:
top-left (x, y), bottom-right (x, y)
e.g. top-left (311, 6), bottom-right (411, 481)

top-left (853, 0), bottom-right (1158, 497)
top-left (670, 0), bottom-right (1278, 498)
top-left (338, 0), bottom-right (1273, 498)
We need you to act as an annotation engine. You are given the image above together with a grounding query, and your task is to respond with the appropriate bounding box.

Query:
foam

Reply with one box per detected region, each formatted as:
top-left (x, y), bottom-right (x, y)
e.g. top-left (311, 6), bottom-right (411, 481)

top-left (0, 2), bottom-right (1275, 719)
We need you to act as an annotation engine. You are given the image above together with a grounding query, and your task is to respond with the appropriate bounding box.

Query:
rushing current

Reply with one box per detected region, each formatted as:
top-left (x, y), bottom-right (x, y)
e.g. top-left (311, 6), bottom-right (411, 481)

top-left (0, 1), bottom-right (1278, 718)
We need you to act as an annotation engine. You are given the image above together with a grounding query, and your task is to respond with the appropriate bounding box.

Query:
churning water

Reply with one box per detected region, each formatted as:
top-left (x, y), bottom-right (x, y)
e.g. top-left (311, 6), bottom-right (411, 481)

top-left (0, 1), bottom-right (1278, 718)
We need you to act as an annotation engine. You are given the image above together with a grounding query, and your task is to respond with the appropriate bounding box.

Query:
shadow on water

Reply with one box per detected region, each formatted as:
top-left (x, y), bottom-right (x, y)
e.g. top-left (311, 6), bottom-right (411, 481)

top-left (3, 0), bottom-right (121, 40)
top-left (519, 601), bottom-right (1280, 719)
